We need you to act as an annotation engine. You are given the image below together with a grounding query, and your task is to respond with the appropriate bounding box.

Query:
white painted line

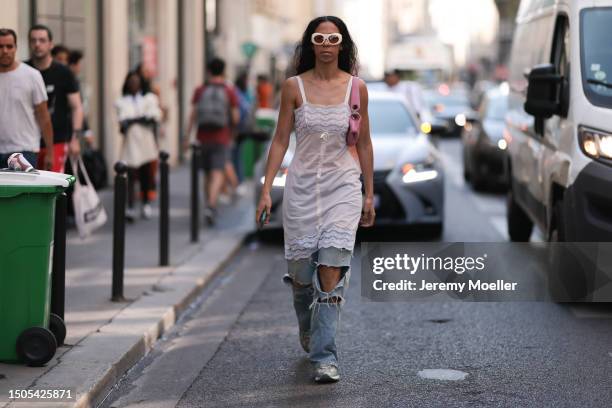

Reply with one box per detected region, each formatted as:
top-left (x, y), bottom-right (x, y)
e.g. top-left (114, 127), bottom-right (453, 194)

top-left (417, 369), bottom-right (469, 381)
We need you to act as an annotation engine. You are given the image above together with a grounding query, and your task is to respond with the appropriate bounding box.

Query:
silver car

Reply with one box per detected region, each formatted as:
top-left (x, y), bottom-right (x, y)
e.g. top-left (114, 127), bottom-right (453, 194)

top-left (254, 92), bottom-right (445, 234)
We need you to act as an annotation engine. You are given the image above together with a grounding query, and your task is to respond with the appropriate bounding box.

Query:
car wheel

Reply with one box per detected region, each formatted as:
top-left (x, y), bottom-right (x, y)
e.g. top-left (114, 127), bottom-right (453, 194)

top-left (462, 149), bottom-right (471, 182)
top-left (548, 201), bottom-right (590, 301)
top-left (506, 187), bottom-right (533, 242)
top-left (471, 166), bottom-right (486, 191)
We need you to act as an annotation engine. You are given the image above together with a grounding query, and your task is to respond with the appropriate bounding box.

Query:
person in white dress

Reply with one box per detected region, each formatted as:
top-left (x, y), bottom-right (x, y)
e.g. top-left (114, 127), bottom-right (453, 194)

top-left (256, 16), bottom-right (375, 383)
top-left (115, 71), bottom-right (162, 220)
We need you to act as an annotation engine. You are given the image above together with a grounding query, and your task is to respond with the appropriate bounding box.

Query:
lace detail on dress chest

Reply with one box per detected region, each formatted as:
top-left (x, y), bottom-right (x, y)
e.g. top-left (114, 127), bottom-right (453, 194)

top-left (294, 103), bottom-right (350, 137)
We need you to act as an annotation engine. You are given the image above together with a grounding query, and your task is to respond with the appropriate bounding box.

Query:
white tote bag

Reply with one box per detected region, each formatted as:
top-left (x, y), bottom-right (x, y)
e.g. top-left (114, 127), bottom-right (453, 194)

top-left (71, 156), bottom-right (108, 238)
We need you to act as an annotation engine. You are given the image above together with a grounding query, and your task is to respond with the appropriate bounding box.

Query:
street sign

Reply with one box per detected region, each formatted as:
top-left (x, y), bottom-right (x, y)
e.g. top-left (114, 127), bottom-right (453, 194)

top-left (241, 42), bottom-right (258, 59)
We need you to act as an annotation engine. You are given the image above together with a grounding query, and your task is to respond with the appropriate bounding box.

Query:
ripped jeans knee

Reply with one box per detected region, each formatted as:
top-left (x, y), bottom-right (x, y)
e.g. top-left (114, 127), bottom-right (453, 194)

top-left (283, 247), bottom-right (353, 307)
top-left (311, 247), bottom-right (352, 309)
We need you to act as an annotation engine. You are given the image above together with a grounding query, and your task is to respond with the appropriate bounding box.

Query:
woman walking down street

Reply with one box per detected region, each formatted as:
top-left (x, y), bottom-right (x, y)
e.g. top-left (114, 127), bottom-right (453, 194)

top-left (115, 71), bottom-right (162, 221)
top-left (256, 16), bottom-right (375, 383)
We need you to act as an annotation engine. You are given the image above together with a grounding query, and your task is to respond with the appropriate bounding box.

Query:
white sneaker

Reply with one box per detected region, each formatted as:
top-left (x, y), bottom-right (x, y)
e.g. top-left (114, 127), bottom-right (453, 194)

top-left (314, 364), bottom-right (340, 383)
top-left (203, 206), bottom-right (217, 227)
top-left (218, 194), bottom-right (231, 205)
top-left (236, 184), bottom-right (248, 196)
top-left (125, 207), bottom-right (137, 222)
top-left (141, 204), bottom-right (152, 219)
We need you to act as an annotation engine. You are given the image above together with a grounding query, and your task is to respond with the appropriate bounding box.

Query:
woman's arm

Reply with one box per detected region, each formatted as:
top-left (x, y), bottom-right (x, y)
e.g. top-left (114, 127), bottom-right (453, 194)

top-left (356, 79), bottom-right (376, 227)
top-left (256, 78), bottom-right (297, 223)
top-left (261, 78), bottom-right (296, 195)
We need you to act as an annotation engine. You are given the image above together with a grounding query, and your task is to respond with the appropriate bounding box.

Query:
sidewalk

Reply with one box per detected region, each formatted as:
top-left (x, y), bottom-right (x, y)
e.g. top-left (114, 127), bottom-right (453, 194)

top-left (0, 165), bottom-right (256, 408)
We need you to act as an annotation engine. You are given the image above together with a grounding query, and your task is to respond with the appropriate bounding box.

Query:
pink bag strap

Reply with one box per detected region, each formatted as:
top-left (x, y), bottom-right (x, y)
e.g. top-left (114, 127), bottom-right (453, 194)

top-left (349, 76), bottom-right (360, 112)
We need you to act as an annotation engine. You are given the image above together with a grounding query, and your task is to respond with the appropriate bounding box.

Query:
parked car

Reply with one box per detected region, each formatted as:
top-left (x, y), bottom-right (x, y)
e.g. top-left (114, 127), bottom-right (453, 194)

top-left (254, 91), bottom-right (445, 234)
top-left (505, 0), bottom-right (612, 299)
top-left (424, 84), bottom-right (477, 137)
top-left (462, 84), bottom-right (509, 190)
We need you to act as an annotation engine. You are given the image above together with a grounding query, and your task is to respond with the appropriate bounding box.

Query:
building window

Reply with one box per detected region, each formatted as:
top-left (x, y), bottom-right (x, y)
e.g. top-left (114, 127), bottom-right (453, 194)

top-left (33, 0), bottom-right (87, 51)
top-left (128, 0), bottom-right (158, 74)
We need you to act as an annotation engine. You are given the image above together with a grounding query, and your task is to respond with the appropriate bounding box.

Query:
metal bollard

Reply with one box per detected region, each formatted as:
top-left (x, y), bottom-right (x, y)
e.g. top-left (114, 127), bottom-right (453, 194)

top-left (159, 151), bottom-right (170, 266)
top-left (190, 144), bottom-right (200, 243)
top-left (50, 192), bottom-right (67, 320)
top-left (112, 161), bottom-right (128, 302)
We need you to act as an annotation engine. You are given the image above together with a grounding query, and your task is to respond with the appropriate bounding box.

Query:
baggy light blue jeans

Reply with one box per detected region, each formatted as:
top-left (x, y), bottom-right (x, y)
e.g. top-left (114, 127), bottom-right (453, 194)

top-left (283, 247), bottom-right (352, 368)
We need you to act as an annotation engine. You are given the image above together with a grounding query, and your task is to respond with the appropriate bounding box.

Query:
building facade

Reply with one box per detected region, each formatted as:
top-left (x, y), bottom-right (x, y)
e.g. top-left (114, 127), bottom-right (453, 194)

top-left (1, 0), bottom-right (207, 170)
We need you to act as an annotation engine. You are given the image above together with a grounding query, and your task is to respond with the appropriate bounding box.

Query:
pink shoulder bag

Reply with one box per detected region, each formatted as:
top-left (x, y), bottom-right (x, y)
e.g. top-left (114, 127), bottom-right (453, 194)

top-left (346, 76), bottom-right (361, 146)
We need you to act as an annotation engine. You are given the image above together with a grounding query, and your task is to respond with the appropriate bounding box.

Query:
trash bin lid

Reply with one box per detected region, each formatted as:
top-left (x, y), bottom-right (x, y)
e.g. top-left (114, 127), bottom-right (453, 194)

top-left (0, 170), bottom-right (75, 197)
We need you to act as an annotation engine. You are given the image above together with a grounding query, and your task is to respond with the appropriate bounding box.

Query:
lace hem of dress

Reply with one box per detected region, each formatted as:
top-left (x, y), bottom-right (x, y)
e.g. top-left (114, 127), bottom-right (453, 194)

top-left (285, 226), bottom-right (356, 260)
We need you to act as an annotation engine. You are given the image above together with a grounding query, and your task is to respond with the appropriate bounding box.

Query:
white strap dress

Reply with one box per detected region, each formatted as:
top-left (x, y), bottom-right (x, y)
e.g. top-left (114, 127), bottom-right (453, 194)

top-left (282, 75), bottom-right (363, 260)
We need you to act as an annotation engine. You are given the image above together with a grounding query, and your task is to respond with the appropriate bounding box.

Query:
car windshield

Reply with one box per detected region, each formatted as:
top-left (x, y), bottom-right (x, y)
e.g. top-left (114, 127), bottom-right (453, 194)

top-left (581, 8), bottom-right (612, 108)
top-left (485, 95), bottom-right (508, 120)
top-left (369, 99), bottom-right (417, 135)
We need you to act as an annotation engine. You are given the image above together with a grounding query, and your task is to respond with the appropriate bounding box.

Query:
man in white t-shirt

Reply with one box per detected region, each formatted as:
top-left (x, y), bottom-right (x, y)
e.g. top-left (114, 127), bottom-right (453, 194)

top-left (383, 69), bottom-right (426, 120)
top-left (0, 28), bottom-right (53, 168)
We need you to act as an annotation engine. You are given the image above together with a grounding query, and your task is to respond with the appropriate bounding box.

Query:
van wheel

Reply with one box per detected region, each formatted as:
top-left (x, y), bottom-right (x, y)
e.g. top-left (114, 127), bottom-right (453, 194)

top-left (506, 188), bottom-right (533, 241)
top-left (548, 201), bottom-right (589, 301)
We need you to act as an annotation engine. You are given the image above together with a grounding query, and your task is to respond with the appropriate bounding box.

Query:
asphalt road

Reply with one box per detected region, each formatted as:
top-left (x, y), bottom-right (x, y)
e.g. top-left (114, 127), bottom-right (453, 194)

top-left (101, 139), bottom-right (612, 408)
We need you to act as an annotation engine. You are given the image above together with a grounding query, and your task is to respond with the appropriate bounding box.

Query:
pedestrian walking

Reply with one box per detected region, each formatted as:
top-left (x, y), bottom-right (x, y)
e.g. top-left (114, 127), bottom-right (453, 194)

top-left (68, 50), bottom-right (95, 148)
top-left (256, 16), bottom-right (375, 383)
top-left (256, 74), bottom-right (274, 109)
top-left (115, 71), bottom-right (162, 221)
top-left (184, 57), bottom-right (239, 226)
top-left (231, 72), bottom-right (255, 184)
top-left (51, 44), bottom-right (69, 65)
top-left (26, 24), bottom-right (84, 173)
top-left (136, 63), bottom-right (168, 202)
top-left (383, 69), bottom-right (426, 120)
top-left (0, 28), bottom-right (54, 168)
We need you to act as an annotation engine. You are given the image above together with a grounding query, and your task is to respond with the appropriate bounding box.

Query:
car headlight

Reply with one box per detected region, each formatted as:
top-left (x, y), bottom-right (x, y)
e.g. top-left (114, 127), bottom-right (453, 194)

top-left (579, 126), bottom-right (612, 162)
top-left (400, 162), bottom-right (439, 184)
top-left (455, 114), bottom-right (467, 127)
top-left (260, 168), bottom-right (288, 187)
top-left (420, 122), bottom-right (432, 134)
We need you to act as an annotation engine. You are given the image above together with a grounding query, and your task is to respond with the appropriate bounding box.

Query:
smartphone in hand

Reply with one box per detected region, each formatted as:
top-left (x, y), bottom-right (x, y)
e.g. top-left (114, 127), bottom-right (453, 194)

top-left (258, 210), bottom-right (269, 229)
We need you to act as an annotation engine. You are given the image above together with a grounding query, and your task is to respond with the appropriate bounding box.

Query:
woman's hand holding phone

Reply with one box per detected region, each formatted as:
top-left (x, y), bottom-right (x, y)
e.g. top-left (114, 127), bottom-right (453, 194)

top-left (256, 192), bottom-right (272, 229)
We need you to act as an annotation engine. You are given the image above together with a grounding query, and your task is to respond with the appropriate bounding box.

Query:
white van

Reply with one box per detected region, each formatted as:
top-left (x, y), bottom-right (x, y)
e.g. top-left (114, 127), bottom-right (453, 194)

top-left (505, 0), bottom-right (612, 242)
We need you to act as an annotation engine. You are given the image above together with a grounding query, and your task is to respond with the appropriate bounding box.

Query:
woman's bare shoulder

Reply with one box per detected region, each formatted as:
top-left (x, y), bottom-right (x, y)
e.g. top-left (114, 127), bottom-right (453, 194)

top-left (281, 76), bottom-right (299, 95)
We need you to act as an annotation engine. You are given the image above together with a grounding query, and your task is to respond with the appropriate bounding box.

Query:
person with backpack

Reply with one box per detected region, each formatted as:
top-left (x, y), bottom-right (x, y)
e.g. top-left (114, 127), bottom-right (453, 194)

top-left (184, 57), bottom-right (239, 226)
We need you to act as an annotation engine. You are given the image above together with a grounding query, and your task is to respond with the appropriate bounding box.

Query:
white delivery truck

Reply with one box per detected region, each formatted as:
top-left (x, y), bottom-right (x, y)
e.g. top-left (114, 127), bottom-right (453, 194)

top-left (505, 0), bottom-right (612, 242)
top-left (386, 36), bottom-right (454, 86)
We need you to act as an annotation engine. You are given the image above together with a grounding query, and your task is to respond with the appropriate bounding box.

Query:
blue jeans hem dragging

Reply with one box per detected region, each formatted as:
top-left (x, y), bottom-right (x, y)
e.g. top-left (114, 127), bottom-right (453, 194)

top-left (283, 247), bottom-right (352, 367)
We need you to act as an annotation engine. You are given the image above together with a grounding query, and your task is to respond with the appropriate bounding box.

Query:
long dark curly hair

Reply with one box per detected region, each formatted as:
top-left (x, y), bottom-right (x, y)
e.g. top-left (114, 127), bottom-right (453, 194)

top-left (293, 16), bottom-right (358, 75)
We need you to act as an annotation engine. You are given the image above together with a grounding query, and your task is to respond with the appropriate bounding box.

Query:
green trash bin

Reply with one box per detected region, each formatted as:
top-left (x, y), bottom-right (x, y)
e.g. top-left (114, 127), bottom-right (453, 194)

top-left (241, 108), bottom-right (278, 179)
top-left (0, 169), bottom-right (75, 366)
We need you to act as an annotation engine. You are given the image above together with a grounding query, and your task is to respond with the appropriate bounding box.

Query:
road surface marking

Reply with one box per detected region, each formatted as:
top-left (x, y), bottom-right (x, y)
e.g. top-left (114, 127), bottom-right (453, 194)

top-left (417, 369), bottom-right (468, 381)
